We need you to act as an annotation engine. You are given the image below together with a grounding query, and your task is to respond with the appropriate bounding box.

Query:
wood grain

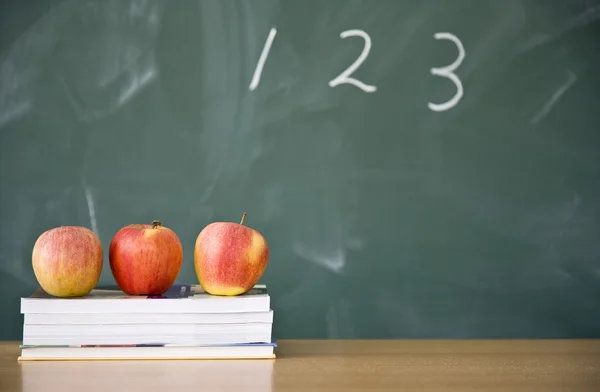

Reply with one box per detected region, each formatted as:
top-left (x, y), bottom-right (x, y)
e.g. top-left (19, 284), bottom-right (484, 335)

top-left (1, 340), bottom-right (599, 392)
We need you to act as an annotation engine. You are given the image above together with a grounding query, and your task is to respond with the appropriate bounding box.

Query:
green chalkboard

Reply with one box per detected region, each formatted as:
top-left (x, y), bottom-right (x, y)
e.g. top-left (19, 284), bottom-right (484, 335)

top-left (1, 0), bottom-right (600, 340)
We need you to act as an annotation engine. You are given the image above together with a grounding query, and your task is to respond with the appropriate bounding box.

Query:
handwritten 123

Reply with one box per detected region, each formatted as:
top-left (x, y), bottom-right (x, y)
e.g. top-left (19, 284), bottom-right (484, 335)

top-left (248, 27), bottom-right (465, 112)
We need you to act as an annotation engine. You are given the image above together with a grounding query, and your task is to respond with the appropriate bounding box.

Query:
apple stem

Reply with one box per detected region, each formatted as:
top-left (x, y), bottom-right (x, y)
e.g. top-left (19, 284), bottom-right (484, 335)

top-left (240, 212), bottom-right (247, 225)
top-left (152, 220), bottom-right (163, 229)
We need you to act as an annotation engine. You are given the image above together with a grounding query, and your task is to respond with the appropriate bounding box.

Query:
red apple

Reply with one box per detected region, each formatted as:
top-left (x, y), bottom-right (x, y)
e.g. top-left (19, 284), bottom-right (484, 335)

top-left (194, 212), bottom-right (269, 296)
top-left (32, 226), bottom-right (103, 297)
top-left (109, 220), bottom-right (183, 295)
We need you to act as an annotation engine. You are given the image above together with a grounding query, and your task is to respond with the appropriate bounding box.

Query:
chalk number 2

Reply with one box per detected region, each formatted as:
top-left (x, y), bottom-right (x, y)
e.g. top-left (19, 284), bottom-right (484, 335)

top-left (328, 30), bottom-right (377, 93)
top-left (250, 28), bottom-right (465, 112)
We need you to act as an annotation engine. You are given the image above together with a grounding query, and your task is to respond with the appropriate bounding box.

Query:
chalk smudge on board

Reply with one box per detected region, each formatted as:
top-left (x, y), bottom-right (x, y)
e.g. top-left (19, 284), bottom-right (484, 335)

top-left (116, 58), bottom-right (157, 106)
top-left (192, 0), bottom-right (272, 194)
top-left (0, 100), bottom-right (32, 130)
top-left (531, 70), bottom-right (578, 124)
top-left (84, 186), bottom-right (98, 235)
top-left (0, 0), bottom-right (77, 130)
top-left (0, 195), bottom-right (37, 280)
top-left (293, 241), bottom-right (346, 274)
top-left (326, 299), bottom-right (355, 338)
top-left (519, 3), bottom-right (600, 53)
top-left (59, 0), bottom-right (162, 122)
top-left (44, 186), bottom-right (74, 213)
top-left (262, 184), bottom-right (283, 220)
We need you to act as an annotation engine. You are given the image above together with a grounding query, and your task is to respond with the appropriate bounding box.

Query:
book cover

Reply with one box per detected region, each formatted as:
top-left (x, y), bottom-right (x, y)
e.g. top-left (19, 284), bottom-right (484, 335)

top-left (18, 341), bottom-right (278, 361)
top-left (21, 284), bottom-right (270, 314)
top-left (25, 284), bottom-right (268, 300)
top-left (20, 341), bottom-right (278, 349)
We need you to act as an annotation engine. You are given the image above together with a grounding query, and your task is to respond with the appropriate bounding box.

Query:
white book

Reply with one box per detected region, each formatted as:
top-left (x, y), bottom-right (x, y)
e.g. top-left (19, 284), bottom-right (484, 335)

top-left (20, 284), bottom-right (270, 314)
top-left (22, 334), bottom-right (272, 346)
top-left (22, 324), bottom-right (272, 346)
top-left (24, 310), bottom-right (273, 325)
top-left (19, 342), bottom-right (277, 361)
top-left (23, 322), bottom-right (272, 345)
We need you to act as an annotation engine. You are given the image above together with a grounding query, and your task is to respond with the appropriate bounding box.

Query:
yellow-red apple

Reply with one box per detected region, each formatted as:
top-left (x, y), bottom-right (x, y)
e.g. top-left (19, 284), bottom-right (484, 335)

top-left (194, 212), bottom-right (269, 296)
top-left (109, 220), bottom-right (183, 295)
top-left (32, 226), bottom-right (103, 297)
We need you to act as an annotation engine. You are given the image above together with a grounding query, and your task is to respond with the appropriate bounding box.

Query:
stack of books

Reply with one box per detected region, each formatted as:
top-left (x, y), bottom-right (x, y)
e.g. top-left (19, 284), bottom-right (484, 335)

top-left (18, 284), bottom-right (276, 361)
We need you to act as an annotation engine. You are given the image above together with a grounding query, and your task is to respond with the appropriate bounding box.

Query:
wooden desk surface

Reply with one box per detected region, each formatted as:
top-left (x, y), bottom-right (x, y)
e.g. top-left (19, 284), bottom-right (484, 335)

top-left (1, 340), bottom-right (599, 392)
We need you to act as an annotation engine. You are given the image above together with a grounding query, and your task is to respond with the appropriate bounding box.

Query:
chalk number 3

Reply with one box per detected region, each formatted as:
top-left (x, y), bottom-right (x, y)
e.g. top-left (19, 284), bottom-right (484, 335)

top-left (428, 32), bottom-right (465, 112)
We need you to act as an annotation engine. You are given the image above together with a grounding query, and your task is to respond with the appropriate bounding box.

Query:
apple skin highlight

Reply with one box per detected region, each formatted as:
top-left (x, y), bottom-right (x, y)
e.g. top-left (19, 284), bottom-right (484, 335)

top-left (32, 226), bottom-right (103, 298)
top-left (194, 213), bottom-right (269, 296)
top-left (109, 220), bottom-right (183, 296)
